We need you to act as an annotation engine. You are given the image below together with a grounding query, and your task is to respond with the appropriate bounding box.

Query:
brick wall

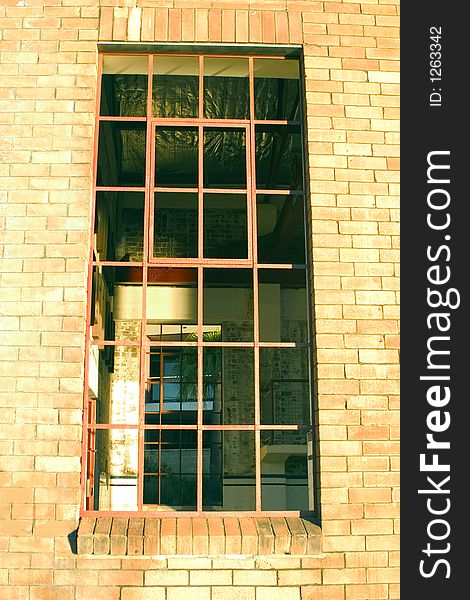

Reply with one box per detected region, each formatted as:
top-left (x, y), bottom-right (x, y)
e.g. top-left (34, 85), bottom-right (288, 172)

top-left (0, 1), bottom-right (400, 599)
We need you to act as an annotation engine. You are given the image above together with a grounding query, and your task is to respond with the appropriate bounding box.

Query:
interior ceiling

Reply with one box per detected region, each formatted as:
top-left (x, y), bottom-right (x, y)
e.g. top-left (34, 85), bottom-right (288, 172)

top-left (103, 54), bottom-right (299, 78)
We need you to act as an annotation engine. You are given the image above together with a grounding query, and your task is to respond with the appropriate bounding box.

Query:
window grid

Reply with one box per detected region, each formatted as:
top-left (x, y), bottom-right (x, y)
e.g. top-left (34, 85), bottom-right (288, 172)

top-left (82, 51), bottom-right (313, 516)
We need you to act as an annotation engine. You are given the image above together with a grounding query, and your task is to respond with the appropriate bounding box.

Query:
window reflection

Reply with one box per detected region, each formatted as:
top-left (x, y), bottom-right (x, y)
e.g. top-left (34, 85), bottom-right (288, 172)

top-left (146, 348), bottom-right (197, 426)
top-left (101, 55), bottom-right (148, 117)
top-left (204, 128), bottom-right (247, 189)
top-left (254, 58), bottom-right (300, 121)
top-left (204, 193), bottom-right (248, 259)
top-left (93, 429), bottom-right (139, 511)
top-left (255, 124), bottom-right (302, 190)
top-left (155, 127), bottom-right (198, 188)
top-left (154, 192), bottom-right (198, 258)
top-left (94, 192), bottom-right (144, 262)
top-left (204, 269), bottom-right (254, 342)
top-left (258, 269), bottom-right (309, 342)
top-left (153, 55), bottom-right (199, 118)
top-left (261, 430), bottom-right (312, 511)
top-left (260, 347), bottom-right (310, 425)
top-left (97, 122), bottom-right (146, 187)
top-left (203, 431), bottom-right (256, 510)
top-left (257, 194), bottom-right (306, 264)
top-left (144, 430), bottom-right (197, 508)
top-left (204, 57), bottom-right (249, 119)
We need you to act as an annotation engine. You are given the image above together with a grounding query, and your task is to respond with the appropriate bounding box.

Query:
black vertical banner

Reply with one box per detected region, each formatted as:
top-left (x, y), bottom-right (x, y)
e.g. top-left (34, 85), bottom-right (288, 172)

top-left (401, 5), bottom-right (466, 598)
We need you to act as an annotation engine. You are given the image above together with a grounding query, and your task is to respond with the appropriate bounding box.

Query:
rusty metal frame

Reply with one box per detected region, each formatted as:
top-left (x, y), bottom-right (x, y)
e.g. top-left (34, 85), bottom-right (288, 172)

top-left (82, 51), bottom-right (314, 517)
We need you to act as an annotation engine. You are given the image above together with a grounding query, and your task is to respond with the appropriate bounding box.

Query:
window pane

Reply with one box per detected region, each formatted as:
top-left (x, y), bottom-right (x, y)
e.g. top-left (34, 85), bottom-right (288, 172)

top-left (154, 192), bottom-right (198, 258)
top-left (89, 344), bottom-right (140, 425)
top-left (92, 429), bottom-right (139, 511)
top-left (146, 347), bottom-right (198, 426)
top-left (155, 127), bottom-right (198, 188)
top-left (204, 57), bottom-right (249, 119)
top-left (144, 429), bottom-right (196, 509)
top-left (97, 122), bottom-right (146, 187)
top-left (153, 55), bottom-right (198, 118)
top-left (203, 347), bottom-right (254, 425)
top-left (254, 58), bottom-right (300, 121)
top-left (261, 430), bottom-right (311, 511)
top-left (260, 347), bottom-right (311, 426)
top-left (204, 268), bottom-right (253, 342)
top-left (259, 269), bottom-right (309, 343)
top-left (147, 324), bottom-right (199, 343)
top-left (203, 431), bottom-right (255, 510)
top-left (146, 268), bottom-right (198, 336)
top-left (204, 128), bottom-right (246, 189)
top-left (91, 266), bottom-right (143, 344)
top-left (101, 55), bottom-right (148, 117)
top-left (94, 192), bottom-right (144, 262)
top-left (255, 124), bottom-right (302, 190)
top-left (204, 193), bottom-right (247, 259)
top-left (257, 194), bottom-right (306, 264)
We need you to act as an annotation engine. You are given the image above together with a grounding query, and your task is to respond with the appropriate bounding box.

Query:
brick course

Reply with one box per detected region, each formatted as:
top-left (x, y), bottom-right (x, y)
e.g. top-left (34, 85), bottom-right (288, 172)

top-left (0, 0), bottom-right (399, 598)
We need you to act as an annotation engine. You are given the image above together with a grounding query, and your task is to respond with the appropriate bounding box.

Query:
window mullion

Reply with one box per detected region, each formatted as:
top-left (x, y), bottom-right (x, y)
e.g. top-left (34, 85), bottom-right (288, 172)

top-left (196, 71), bottom-right (204, 508)
top-left (137, 53), bottom-right (154, 512)
top-left (248, 56), bottom-right (262, 512)
top-left (197, 268), bottom-right (204, 512)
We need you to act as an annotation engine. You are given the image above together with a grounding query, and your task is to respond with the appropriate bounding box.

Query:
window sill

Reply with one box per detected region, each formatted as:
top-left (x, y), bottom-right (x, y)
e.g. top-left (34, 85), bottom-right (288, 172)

top-left (77, 516), bottom-right (321, 556)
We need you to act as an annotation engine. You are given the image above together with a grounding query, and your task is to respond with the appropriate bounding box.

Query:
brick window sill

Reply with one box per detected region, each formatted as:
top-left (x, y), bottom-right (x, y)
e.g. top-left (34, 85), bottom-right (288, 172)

top-left (77, 516), bottom-right (321, 557)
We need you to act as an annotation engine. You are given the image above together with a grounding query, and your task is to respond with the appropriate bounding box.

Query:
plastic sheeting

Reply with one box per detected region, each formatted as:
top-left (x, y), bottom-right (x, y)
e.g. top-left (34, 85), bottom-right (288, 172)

top-left (99, 74), bottom-right (301, 189)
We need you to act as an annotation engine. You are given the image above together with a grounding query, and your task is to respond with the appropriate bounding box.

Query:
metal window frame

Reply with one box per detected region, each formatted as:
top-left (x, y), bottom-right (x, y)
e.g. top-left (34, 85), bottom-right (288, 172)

top-left (81, 50), bottom-right (315, 517)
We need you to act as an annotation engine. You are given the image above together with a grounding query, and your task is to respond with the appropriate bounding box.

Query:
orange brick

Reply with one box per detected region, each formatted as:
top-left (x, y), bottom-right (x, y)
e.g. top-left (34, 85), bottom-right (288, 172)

top-left (274, 11), bottom-right (289, 43)
top-left (141, 8), bottom-right (155, 42)
top-left (235, 10), bottom-right (248, 43)
top-left (221, 9), bottom-right (235, 42)
top-left (212, 588), bottom-right (255, 600)
top-left (154, 8), bottom-right (168, 42)
top-left (345, 584), bottom-right (388, 599)
top-left (301, 586), bottom-right (345, 600)
top-left (168, 8), bottom-right (182, 42)
top-left (208, 9), bottom-right (222, 41)
top-left (76, 588), bottom-right (120, 600)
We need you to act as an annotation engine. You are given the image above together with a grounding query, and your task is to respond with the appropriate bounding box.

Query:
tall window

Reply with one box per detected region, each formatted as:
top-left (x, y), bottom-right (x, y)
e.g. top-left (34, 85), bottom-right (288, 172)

top-left (83, 51), bottom-right (314, 515)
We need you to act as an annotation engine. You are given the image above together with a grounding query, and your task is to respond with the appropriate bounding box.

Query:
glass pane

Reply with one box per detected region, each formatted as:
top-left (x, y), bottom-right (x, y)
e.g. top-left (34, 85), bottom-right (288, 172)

top-left (203, 347), bottom-right (254, 425)
top-left (257, 194), bottom-right (306, 264)
top-left (203, 268), bottom-right (253, 342)
top-left (203, 128), bottom-right (246, 189)
top-left (94, 192), bottom-right (144, 262)
top-left (101, 55), bottom-right (148, 117)
top-left (203, 431), bottom-right (255, 510)
top-left (91, 266), bottom-right (143, 343)
top-left (97, 122), bottom-right (146, 187)
top-left (146, 347), bottom-right (197, 426)
top-left (204, 57), bottom-right (249, 119)
top-left (92, 429), bottom-right (138, 511)
top-left (89, 344), bottom-right (140, 425)
top-left (146, 268), bottom-right (198, 336)
top-left (204, 194), bottom-right (247, 259)
top-left (154, 192), bottom-right (198, 258)
top-left (144, 429), bottom-right (196, 509)
top-left (153, 55), bottom-right (198, 118)
top-left (261, 430), bottom-right (312, 511)
top-left (254, 58), bottom-right (300, 121)
top-left (155, 127), bottom-right (198, 188)
top-left (260, 348), bottom-right (311, 426)
top-left (259, 269), bottom-right (309, 343)
top-left (255, 124), bottom-right (302, 190)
